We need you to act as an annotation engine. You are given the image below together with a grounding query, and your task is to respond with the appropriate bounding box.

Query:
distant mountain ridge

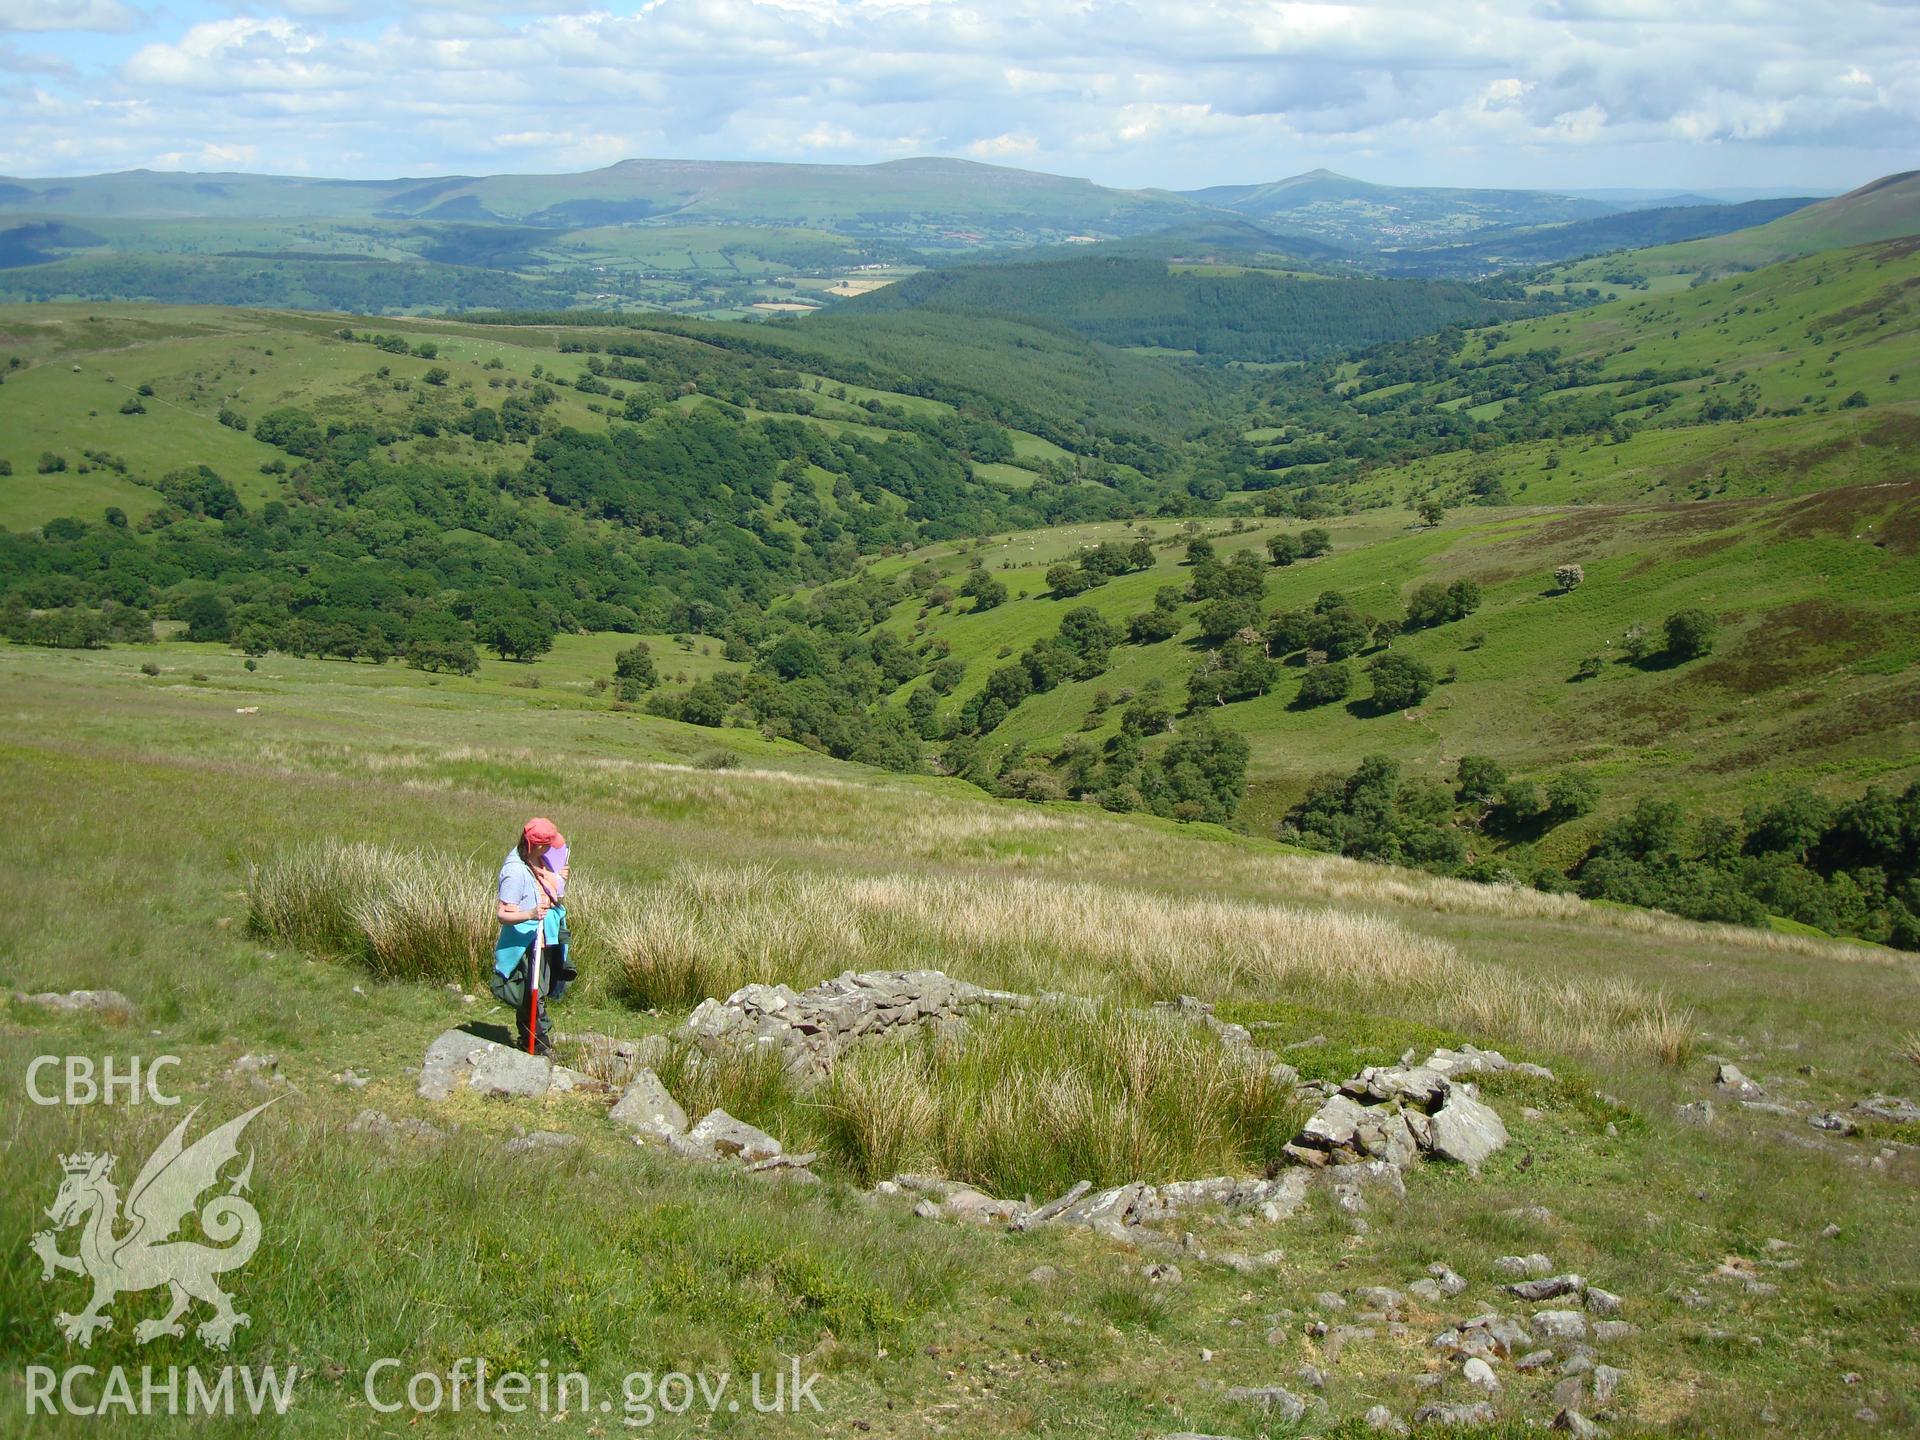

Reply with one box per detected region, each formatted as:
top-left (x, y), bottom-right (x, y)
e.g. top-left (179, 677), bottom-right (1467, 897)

top-left (1549, 171), bottom-right (1920, 280)
top-left (0, 157), bottom-right (1201, 240)
top-left (1180, 168), bottom-right (1619, 247)
top-left (1382, 196), bottom-right (1822, 277)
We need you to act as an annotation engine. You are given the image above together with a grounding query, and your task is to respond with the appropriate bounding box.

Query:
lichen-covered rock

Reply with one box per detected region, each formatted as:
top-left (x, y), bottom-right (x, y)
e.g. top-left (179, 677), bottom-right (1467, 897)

top-left (468, 1045), bottom-right (555, 1100)
top-left (686, 1108), bottom-right (783, 1164)
top-left (609, 1067), bottom-right (687, 1140)
top-left (1427, 1091), bottom-right (1510, 1171)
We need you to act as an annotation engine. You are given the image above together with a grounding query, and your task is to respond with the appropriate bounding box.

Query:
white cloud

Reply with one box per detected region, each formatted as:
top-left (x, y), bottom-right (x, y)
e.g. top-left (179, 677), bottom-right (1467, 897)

top-left (1, 0), bottom-right (1914, 189)
top-left (0, 0), bottom-right (141, 34)
top-left (966, 131), bottom-right (1038, 158)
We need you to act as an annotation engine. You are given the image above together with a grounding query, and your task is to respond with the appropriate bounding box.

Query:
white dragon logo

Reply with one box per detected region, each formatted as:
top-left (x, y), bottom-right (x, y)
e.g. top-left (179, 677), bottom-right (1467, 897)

top-left (30, 1100), bottom-right (275, 1350)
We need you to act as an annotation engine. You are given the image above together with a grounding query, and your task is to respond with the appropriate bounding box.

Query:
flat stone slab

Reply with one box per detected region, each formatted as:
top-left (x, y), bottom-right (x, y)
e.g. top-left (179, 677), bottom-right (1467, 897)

top-left (419, 1028), bottom-right (554, 1101)
top-left (16, 989), bottom-right (137, 1022)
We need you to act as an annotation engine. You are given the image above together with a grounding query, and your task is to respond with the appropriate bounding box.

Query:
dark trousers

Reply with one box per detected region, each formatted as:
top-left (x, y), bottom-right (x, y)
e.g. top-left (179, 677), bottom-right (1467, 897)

top-left (491, 944), bottom-right (572, 1054)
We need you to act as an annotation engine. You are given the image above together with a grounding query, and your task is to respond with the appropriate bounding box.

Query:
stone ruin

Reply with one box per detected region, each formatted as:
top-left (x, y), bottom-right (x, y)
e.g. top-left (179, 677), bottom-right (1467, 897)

top-left (410, 969), bottom-right (1543, 1230)
top-left (680, 968), bottom-right (1031, 1080)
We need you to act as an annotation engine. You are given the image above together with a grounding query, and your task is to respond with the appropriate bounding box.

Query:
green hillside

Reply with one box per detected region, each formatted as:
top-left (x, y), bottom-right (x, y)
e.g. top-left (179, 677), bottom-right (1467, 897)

top-left (1550, 171), bottom-right (1920, 282)
top-left (829, 252), bottom-right (1554, 362)
top-left (1238, 238), bottom-right (1920, 509)
top-left (0, 215), bottom-right (914, 317)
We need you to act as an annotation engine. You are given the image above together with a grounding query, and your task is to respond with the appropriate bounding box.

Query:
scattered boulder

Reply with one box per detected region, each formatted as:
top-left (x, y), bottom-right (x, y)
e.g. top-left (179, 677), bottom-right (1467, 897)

top-left (1585, 1288), bottom-right (1623, 1317)
top-left (1364, 1403), bottom-right (1409, 1436)
top-left (1853, 1094), bottom-right (1920, 1125)
top-left (345, 1109), bottom-right (445, 1143)
top-left (1552, 1410), bottom-right (1605, 1438)
top-left (1532, 1309), bottom-right (1589, 1344)
top-left (229, 1053), bottom-right (281, 1087)
top-left (1222, 1385), bottom-right (1308, 1423)
top-left (1287, 1054), bottom-right (1511, 1173)
top-left (1014, 1180), bottom-right (1092, 1231)
top-left (1674, 1100), bottom-right (1715, 1128)
top-left (686, 1108), bottom-right (782, 1164)
top-left (1412, 1401), bottom-right (1496, 1427)
top-left (419, 1029), bottom-right (489, 1102)
top-left (1462, 1356), bottom-right (1501, 1393)
top-left (1425, 1092), bottom-right (1510, 1172)
top-left (1424, 1044), bottom-right (1555, 1081)
top-left (1494, 1254), bottom-right (1554, 1279)
top-left (608, 1068), bottom-right (687, 1141)
top-left (1509, 1273), bottom-right (1585, 1302)
top-left (1714, 1062), bottom-right (1763, 1098)
top-left (502, 1130), bottom-right (578, 1156)
top-left (16, 989), bottom-right (137, 1023)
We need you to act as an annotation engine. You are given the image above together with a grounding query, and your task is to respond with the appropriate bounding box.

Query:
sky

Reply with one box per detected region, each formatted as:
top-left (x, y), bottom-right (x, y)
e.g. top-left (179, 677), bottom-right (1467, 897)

top-left (1, 0), bottom-right (1914, 193)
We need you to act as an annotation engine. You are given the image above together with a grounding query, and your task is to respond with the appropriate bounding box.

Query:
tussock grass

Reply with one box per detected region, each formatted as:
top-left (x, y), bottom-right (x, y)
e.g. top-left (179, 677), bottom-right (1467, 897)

top-left (252, 842), bottom-right (1694, 1066)
top-left (819, 1001), bottom-right (1302, 1197)
top-left (653, 1002), bottom-right (1302, 1199)
top-left (247, 842), bottom-right (491, 988)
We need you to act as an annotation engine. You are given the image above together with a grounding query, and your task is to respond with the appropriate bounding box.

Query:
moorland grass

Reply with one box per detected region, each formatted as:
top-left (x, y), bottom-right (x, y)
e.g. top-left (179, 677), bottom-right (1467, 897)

top-left (4, 643), bottom-right (1919, 1434)
top-left (249, 843), bottom-right (1694, 1068)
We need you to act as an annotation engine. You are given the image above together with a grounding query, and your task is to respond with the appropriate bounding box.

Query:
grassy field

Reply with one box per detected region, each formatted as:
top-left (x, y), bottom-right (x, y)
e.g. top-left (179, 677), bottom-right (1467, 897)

top-left (1, 639), bottom-right (1915, 1436)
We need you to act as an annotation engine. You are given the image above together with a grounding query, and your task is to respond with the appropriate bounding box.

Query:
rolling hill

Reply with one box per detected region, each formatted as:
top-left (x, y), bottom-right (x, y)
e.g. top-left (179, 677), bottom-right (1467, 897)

top-left (826, 251), bottom-right (1555, 362)
top-left (1383, 197), bottom-right (1820, 277)
top-left (1237, 237), bottom-right (1920, 513)
top-left (0, 157), bottom-right (1204, 242)
top-left (1550, 171), bottom-right (1920, 282)
top-left (1183, 169), bottom-right (1617, 247)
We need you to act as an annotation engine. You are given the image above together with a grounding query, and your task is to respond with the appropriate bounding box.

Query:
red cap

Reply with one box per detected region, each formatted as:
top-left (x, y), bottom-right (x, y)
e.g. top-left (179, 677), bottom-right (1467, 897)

top-left (522, 817), bottom-right (562, 848)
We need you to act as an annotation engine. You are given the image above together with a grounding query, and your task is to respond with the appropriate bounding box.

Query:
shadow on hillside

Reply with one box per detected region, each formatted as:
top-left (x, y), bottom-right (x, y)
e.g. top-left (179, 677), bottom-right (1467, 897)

top-left (1628, 650), bottom-right (1691, 673)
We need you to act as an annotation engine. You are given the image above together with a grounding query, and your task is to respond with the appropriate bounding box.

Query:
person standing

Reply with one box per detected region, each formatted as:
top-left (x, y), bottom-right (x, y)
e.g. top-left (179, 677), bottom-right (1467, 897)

top-left (492, 818), bottom-right (574, 1055)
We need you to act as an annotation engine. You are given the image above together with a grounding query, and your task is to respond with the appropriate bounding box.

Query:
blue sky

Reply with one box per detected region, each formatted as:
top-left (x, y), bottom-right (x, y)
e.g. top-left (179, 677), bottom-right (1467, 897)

top-left (2, 1), bottom-right (1913, 192)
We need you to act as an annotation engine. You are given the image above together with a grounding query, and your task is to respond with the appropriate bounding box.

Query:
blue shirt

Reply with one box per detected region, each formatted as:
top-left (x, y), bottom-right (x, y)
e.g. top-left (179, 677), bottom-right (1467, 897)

top-left (495, 849), bottom-right (563, 974)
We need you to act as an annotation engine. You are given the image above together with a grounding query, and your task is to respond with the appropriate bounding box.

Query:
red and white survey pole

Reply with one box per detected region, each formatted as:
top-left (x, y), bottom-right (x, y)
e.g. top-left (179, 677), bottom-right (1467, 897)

top-left (526, 918), bottom-right (545, 1056)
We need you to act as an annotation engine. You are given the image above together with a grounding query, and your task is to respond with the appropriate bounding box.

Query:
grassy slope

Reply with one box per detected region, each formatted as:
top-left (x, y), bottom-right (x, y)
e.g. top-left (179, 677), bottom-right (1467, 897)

top-left (874, 488), bottom-right (1920, 840)
top-left (1314, 240), bottom-right (1920, 512)
top-left (1, 640), bottom-right (1914, 1435)
top-left (1549, 172), bottom-right (1920, 282)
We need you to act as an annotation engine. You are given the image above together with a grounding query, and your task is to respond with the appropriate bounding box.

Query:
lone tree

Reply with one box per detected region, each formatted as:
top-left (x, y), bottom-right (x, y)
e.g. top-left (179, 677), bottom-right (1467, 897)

top-left (1664, 608), bottom-right (1717, 661)
top-left (1417, 498), bottom-right (1446, 527)
top-left (1554, 563), bottom-right (1585, 592)
top-left (474, 596), bottom-right (555, 662)
top-left (1292, 661), bottom-right (1351, 708)
top-left (613, 641), bottom-right (657, 700)
top-left (1367, 652), bottom-right (1436, 712)
top-left (1267, 531), bottom-right (1302, 566)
